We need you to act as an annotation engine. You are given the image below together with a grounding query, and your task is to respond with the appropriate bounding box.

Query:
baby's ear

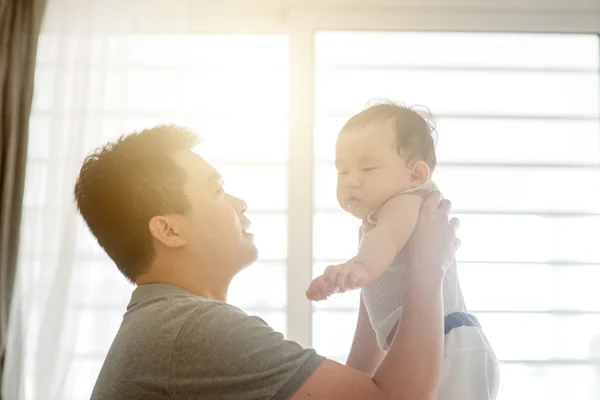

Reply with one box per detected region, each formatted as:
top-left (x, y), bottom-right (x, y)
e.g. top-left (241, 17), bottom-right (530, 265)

top-left (410, 161), bottom-right (430, 186)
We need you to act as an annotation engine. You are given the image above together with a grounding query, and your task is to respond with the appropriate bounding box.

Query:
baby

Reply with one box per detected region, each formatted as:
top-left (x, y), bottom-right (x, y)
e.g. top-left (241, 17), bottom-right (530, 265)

top-left (306, 101), bottom-right (500, 400)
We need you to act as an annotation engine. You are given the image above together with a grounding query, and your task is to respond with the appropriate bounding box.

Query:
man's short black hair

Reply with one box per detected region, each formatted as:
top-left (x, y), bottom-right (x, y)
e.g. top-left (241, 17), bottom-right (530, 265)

top-left (340, 100), bottom-right (438, 171)
top-left (74, 124), bottom-right (200, 282)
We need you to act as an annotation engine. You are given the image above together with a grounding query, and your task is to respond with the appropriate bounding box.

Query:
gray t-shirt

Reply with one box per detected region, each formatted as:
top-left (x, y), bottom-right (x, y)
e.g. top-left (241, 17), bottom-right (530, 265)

top-left (91, 283), bottom-right (324, 400)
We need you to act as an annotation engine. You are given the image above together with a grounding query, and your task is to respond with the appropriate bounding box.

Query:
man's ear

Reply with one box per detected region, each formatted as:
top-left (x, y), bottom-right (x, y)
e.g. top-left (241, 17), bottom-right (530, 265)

top-left (148, 215), bottom-right (188, 248)
top-left (410, 161), bottom-right (431, 186)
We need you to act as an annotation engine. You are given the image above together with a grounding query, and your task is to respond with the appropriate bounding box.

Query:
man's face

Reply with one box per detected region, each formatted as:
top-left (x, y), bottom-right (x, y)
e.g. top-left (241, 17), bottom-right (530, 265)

top-left (173, 150), bottom-right (258, 273)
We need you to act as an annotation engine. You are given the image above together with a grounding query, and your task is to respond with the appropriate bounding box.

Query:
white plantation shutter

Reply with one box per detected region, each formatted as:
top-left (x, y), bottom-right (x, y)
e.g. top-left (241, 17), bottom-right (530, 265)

top-left (311, 31), bottom-right (600, 400)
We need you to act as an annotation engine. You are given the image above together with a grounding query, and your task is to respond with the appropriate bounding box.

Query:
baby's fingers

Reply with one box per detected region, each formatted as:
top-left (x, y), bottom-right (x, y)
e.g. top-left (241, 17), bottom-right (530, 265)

top-left (346, 267), bottom-right (369, 289)
top-left (317, 275), bottom-right (339, 301)
top-left (323, 264), bottom-right (342, 288)
top-left (306, 277), bottom-right (323, 301)
top-left (336, 267), bottom-right (354, 292)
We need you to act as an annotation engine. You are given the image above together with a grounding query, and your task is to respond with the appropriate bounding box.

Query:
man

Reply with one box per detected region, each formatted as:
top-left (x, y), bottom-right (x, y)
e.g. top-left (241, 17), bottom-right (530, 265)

top-left (76, 125), bottom-right (459, 400)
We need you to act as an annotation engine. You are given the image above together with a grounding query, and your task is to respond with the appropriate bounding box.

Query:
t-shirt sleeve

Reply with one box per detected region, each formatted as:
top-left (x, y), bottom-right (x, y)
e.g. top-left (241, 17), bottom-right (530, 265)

top-left (168, 302), bottom-right (325, 400)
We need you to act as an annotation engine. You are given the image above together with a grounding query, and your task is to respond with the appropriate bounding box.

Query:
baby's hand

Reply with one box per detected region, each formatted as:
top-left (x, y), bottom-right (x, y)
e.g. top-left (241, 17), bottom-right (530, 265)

top-left (306, 262), bottom-right (370, 301)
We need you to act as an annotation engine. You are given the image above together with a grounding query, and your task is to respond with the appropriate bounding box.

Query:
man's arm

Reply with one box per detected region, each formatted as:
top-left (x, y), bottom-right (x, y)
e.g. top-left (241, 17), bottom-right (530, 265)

top-left (294, 258), bottom-right (445, 400)
top-left (294, 192), bottom-right (457, 400)
top-left (345, 296), bottom-right (385, 376)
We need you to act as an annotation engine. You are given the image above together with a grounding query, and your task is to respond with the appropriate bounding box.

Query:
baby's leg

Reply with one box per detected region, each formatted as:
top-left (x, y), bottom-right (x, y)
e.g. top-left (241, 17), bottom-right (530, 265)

top-left (437, 325), bottom-right (500, 400)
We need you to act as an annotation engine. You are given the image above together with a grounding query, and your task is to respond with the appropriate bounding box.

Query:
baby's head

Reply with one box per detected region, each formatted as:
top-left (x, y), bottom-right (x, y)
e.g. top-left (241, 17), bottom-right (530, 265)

top-left (335, 101), bottom-right (437, 219)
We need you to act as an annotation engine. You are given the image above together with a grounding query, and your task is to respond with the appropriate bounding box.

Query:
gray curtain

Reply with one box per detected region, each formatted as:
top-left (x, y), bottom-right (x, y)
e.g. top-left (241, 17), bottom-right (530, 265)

top-left (0, 0), bottom-right (46, 396)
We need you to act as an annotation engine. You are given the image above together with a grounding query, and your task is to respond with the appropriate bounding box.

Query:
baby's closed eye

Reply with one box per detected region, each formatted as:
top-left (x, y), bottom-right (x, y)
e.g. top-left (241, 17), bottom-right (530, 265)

top-left (361, 167), bottom-right (379, 172)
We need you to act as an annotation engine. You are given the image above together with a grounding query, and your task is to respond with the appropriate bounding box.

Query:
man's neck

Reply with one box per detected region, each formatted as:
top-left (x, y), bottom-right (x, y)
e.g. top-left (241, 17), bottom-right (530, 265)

top-left (136, 258), bottom-right (232, 302)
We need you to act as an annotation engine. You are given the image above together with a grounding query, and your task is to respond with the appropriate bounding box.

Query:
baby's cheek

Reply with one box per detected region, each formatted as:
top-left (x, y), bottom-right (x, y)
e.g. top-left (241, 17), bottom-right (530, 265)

top-left (335, 187), bottom-right (345, 204)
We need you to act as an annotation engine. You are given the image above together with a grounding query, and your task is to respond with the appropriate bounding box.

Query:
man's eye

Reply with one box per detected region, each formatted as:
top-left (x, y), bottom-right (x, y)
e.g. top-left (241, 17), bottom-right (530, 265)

top-left (337, 170), bottom-right (349, 176)
top-left (362, 167), bottom-right (378, 172)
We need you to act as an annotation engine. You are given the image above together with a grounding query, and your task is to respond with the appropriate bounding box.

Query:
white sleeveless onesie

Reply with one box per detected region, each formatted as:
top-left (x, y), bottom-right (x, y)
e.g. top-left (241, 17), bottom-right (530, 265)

top-left (360, 181), bottom-right (500, 399)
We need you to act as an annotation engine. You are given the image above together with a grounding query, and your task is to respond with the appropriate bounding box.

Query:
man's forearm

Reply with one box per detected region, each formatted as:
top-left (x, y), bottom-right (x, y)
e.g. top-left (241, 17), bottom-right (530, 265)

top-left (346, 298), bottom-right (386, 376)
top-left (372, 265), bottom-right (445, 400)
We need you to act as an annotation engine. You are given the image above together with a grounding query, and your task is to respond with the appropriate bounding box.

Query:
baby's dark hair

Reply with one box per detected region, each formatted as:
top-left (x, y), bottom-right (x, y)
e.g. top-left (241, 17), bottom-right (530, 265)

top-left (339, 100), bottom-right (438, 171)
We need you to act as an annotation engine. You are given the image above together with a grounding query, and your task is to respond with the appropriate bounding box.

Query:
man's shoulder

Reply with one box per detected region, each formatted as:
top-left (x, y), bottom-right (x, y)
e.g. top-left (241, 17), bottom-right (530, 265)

top-left (92, 294), bottom-right (253, 392)
top-left (167, 299), bottom-right (324, 400)
top-left (173, 298), bottom-right (274, 347)
top-left (101, 286), bottom-right (324, 400)
top-left (130, 291), bottom-right (274, 355)
top-left (127, 286), bottom-right (242, 324)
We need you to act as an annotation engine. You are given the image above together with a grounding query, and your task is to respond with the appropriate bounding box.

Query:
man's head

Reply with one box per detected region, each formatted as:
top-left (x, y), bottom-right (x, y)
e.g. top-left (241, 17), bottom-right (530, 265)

top-left (74, 125), bottom-right (257, 284)
top-left (335, 101), bottom-right (437, 219)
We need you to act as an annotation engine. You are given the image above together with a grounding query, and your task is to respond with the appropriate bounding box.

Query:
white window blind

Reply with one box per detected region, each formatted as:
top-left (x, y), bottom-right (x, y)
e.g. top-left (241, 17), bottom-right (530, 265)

top-left (19, 27), bottom-right (600, 400)
top-left (312, 31), bottom-right (600, 400)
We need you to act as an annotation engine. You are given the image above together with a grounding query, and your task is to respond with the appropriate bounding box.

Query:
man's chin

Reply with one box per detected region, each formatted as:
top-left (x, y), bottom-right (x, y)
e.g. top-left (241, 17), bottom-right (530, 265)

top-left (239, 244), bottom-right (259, 269)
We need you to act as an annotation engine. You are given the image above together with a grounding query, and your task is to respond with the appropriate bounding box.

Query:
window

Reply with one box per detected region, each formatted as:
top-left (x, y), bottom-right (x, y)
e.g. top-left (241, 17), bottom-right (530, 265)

top-left (312, 31), bottom-right (600, 400)
top-left (20, 27), bottom-right (600, 400)
top-left (22, 34), bottom-right (288, 399)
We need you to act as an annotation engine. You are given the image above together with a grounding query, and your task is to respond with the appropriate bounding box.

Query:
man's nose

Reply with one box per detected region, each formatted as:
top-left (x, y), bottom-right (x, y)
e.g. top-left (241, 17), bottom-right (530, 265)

top-left (228, 194), bottom-right (247, 213)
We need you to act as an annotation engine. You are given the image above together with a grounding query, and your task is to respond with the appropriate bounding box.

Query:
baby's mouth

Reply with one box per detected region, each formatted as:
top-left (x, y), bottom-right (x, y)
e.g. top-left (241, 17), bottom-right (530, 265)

top-left (346, 196), bottom-right (362, 208)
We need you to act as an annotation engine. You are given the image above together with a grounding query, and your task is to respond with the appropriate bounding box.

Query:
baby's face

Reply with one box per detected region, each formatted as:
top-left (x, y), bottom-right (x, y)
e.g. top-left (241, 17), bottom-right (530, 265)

top-left (335, 120), bottom-right (414, 220)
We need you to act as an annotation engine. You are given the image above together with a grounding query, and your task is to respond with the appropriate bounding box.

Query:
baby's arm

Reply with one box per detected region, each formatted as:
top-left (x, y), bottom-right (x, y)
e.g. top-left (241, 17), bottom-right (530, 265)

top-left (353, 193), bottom-right (424, 284)
top-left (306, 193), bottom-right (424, 301)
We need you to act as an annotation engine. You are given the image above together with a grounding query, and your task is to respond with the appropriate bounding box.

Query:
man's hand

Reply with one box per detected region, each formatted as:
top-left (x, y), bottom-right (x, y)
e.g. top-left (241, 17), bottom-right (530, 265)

top-left (306, 262), bottom-right (370, 301)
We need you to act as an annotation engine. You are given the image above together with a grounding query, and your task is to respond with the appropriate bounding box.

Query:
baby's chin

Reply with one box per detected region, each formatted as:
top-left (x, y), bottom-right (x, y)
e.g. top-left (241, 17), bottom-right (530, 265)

top-left (342, 204), bottom-right (373, 221)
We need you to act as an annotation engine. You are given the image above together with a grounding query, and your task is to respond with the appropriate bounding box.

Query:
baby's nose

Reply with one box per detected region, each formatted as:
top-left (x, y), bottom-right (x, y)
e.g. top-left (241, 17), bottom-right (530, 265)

top-left (345, 174), bottom-right (361, 188)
